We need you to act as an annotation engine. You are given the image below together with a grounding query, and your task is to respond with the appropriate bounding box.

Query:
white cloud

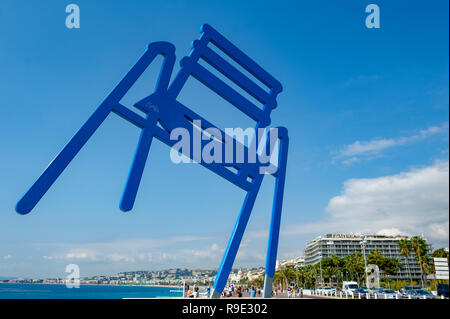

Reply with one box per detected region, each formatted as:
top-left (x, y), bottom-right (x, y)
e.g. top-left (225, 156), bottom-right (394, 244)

top-left (37, 162), bottom-right (449, 270)
top-left (376, 228), bottom-right (408, 237)
top-left (336, 123), bottom-right (448, 164)
top-left (283, 161), bottom-right (449, 248)
top-left (40, 235), bottom-right (221, 267)
top-left (3, 255), bottom-right (12, 260)
top-left (41, 235), bottom-right (267, 270)
top-left (181, 243), bottom-right (224, 260)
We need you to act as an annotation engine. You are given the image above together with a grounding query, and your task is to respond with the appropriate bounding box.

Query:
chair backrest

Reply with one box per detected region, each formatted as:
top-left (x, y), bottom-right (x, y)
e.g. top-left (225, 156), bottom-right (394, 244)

top-left (168, 24), bottom-right (282, 131)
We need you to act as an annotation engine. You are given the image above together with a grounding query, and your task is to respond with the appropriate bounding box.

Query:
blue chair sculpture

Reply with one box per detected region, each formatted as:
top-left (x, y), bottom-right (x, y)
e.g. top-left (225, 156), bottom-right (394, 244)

top-left (15, 24), bottom-right (289, 298)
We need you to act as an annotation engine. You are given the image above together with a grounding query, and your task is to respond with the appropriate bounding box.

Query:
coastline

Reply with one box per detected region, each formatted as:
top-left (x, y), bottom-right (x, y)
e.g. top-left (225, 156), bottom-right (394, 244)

top-left (0, 282), bottom-right (183, 289)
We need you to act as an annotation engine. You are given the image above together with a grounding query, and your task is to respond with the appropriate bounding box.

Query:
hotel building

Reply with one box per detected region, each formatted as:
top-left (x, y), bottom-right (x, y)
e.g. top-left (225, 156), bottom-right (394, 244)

top-left (304, 233), bottom-right (431, 281)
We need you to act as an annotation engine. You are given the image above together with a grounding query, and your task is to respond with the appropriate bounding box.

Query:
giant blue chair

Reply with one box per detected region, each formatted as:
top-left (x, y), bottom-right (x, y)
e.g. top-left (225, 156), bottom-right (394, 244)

top-left (15, 24), bottom-right (289, 298)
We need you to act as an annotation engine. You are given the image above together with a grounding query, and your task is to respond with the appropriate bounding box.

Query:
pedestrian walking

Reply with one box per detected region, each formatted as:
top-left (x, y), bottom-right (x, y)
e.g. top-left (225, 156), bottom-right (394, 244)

top-left (250, 285), bottom-right (256, 298)
top-left (194, 286), bottom-right (199, 298)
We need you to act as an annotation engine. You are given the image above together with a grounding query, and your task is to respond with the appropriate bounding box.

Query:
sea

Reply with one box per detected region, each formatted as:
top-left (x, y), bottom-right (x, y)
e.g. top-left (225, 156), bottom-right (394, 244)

top-left (0, 283), bottom-right (183, 299)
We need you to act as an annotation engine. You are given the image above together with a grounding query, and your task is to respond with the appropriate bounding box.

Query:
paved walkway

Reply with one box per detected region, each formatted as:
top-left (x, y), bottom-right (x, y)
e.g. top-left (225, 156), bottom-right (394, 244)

top-left (220, 291), bottom-right (329, 299)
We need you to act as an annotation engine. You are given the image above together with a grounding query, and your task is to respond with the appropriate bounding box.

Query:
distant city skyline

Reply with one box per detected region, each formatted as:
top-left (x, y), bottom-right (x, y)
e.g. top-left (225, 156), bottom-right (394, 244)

top-left (1, 0), bottom-right (448, 278)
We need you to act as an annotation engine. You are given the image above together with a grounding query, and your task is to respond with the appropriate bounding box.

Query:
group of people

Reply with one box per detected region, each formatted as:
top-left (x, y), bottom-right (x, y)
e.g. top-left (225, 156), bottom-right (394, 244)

top-left (185, 284), bottom-right (202, 298)
top-left (285, 287), bottom-right (304, 298)
top-left (222, 284), bottom-right (262, 298)
top-left (184, 283), bottom-right (303, 298)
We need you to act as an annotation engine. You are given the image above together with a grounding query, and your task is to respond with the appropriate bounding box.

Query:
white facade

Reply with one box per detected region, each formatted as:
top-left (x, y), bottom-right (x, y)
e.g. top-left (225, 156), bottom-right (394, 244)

top-left (304, 233), bottom-right (431, 281)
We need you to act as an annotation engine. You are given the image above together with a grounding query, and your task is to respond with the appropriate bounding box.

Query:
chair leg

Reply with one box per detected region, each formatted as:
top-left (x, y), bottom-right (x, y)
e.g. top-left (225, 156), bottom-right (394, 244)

top-left (15, 42), bottom-right (176, 215)
top-left (263, 127), bottom-right (289, 298)
top-left (120, 113), bottom-right (158, 211)
top-left (15, 103), bottom-right (113, 214)
top-left (263, 276), bottom-right (274, 298)
top-left (211, 175), bottom-right (264, 298)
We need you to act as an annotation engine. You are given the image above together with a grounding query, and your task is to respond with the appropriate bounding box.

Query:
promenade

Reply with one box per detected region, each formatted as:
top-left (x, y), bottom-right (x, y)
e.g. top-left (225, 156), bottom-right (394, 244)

top-left (217, 290), bottom-right (331, 299)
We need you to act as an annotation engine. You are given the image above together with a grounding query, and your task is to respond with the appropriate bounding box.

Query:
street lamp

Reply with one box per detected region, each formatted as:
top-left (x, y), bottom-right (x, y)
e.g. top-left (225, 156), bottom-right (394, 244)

top-left (360, 238), bottom-right (369, 288)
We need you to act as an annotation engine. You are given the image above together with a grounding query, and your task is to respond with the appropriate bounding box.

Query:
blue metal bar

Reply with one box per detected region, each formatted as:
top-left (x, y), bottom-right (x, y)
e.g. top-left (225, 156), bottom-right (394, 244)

top-left (200, 45), bottom-right (271, 105)
top-left (211, 173), bottom-right (264, 297)
top-left (200, 24), bottom-right (282, 95)
top-left (167, 33), bottom-right (209, 98)
top-left (190, 62), bottom-right (265, 124)
top-left (15, 103), bottom-right (112, 215)
top-left (113, 103), bottom-right (146, 128)
top-left (263, 127), bottom-right (289, 297)
top-left (15, 26), bottom-right (289, 304)
top-left (120, 112), bottom-right (159, 212)
top-left (15, 43), bottom-right (176, 215)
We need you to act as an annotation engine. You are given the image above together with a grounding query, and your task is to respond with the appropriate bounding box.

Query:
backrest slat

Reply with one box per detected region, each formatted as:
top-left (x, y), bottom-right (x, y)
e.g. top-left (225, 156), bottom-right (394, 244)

top-left (168, 24), bottom-right (282, 128)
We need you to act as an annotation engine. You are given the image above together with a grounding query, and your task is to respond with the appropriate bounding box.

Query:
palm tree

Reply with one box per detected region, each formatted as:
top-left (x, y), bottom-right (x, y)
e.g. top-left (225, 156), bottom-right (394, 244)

top-left (329, 255), bottom-right (344, 285)
top-left (411, 236), bottom-right (428, 287)
top-left (273, 271), bottom-right (283, 291)
top-left (296, 266), bottom-right (306, 288)
top-left (252, 275), bottom-right (264, 289)
top-left (273, 268), bottom-right (296, 292)
top-left (304, 265), bottom-right (317, 289)
top-left (398, 239), bottom-right (413, 285)
top-left (280, 268), bottom-right (296, 290)
top-left (345, 252), bottom-right (365, 286)
top-left (323, 266), bottom-right (335, 286)
top-left (431, 248), bottom-right (450, 260)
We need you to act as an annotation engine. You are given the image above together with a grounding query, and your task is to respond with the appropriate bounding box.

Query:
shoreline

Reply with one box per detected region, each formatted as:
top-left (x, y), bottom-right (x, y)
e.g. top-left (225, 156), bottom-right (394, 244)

top-left (0, 282), bottom-right (183, 289)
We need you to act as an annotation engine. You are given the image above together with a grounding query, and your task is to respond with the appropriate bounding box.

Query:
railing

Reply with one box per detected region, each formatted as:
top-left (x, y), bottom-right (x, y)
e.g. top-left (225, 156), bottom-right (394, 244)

top-left (308, 289), bottom-right (447, 299)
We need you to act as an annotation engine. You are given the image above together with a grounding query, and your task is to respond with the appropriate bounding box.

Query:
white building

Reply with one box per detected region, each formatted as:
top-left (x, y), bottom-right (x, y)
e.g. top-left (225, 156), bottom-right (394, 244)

top-left (279, 256), bottom-right (305, 269)
top-left (304, 233), bottom-right (431, 281)
top-left (229, 269), bottom-right (243, 283)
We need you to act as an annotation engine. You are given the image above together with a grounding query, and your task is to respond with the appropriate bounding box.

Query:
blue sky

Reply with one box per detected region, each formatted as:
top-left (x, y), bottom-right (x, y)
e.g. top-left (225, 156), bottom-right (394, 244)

top-left (0, 0), bottom-right (448, 278)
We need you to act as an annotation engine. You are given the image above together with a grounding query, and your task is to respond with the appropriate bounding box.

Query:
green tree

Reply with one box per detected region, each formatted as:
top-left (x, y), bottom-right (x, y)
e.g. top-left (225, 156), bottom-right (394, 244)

top-left (329, 255), bottom-right (345, 285)
top-left (382, 257), bottom-right (401, 288)
top-left (344, 252), bottom-right (365, 286)
top-left (321, 256), bottom-right (342, 286)
top-left (295, 266), bottom-right (306, 288)
top-left (367, 249), bottom-right (384, 267)
top-left (383, 257), bottom-right (401, 277)
top-left (431, 248), bottom-right (449, 260)
top-left (252, 275), bottom-right (264, 288)
top-left (367, 249), bottom-right (401, 285)
top-left (398, 239), bottom-right (413, 285)
top-left (322, 264), bottom-right (335, 286)
top-left (304, 265), bottom-right (317, 288)
top-left (411, 236), bottom-right (429, 286)
top-left (273, 270), bottom-right (283, 290)
top-left (274, 268), bottom-right (296, 291)
top-left (282, 268), bottom-right (296, 288)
